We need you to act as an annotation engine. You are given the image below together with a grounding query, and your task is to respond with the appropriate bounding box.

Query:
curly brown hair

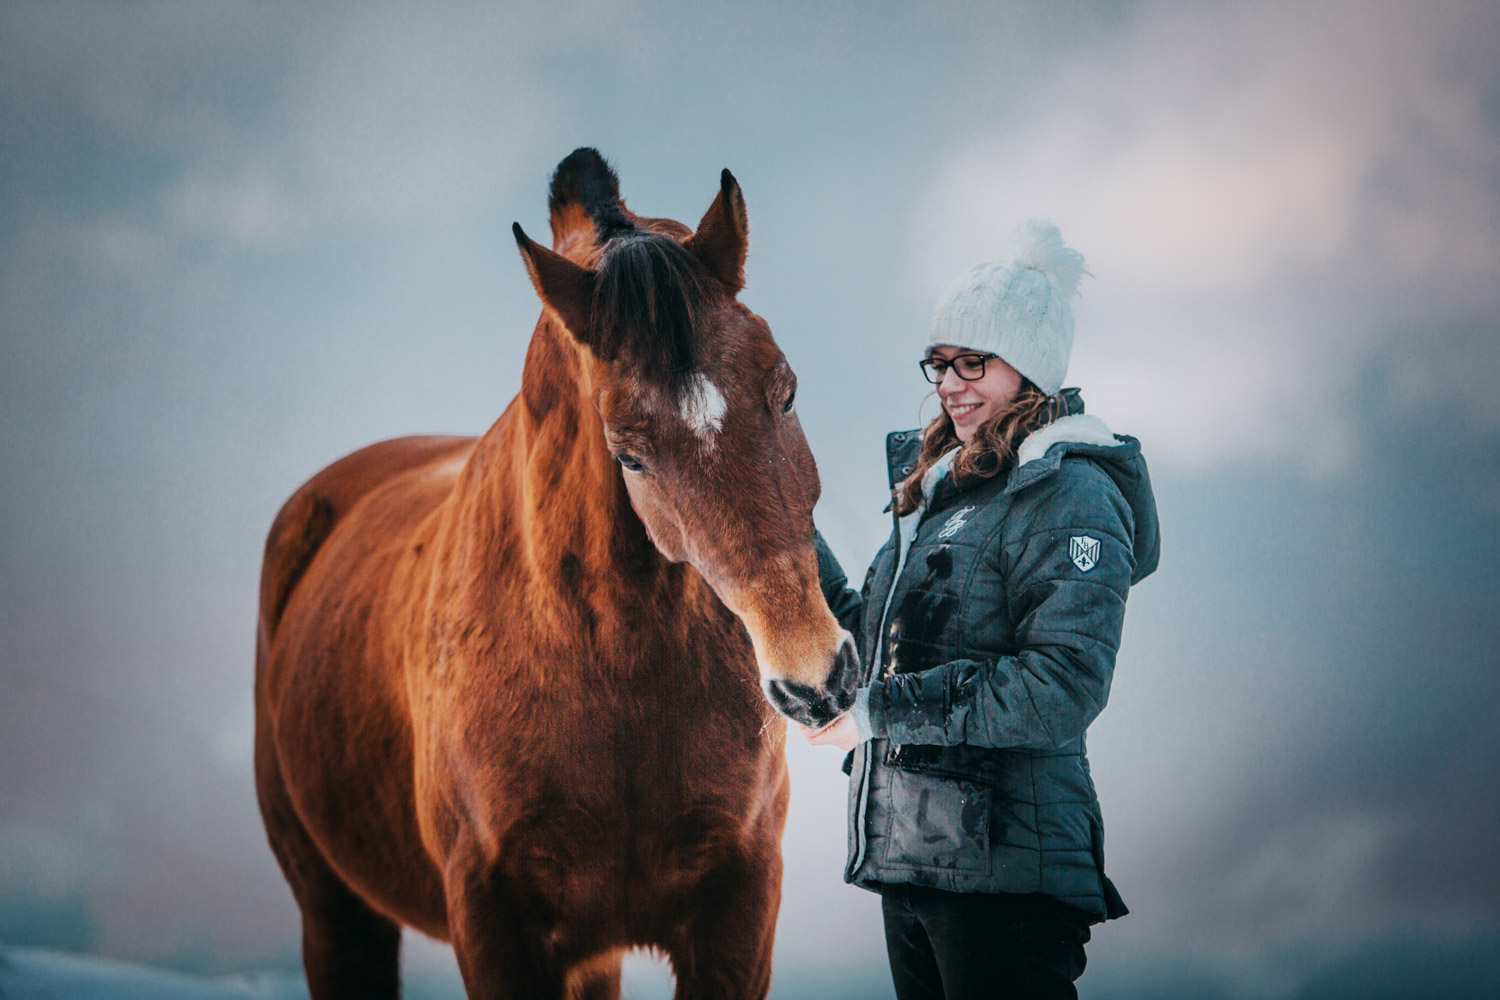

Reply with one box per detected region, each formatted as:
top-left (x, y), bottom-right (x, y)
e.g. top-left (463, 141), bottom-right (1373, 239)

top-left (893, 380), bottom-right (1065, 516)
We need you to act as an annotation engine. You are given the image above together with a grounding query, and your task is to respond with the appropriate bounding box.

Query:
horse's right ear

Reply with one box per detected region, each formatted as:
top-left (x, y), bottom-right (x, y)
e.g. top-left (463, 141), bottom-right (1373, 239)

top-left (513, 222), bottom-right (602, 353)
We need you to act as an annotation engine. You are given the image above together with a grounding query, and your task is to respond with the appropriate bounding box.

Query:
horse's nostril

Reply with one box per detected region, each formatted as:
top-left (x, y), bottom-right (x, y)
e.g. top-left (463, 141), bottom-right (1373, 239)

top-left (833, 636), bottom-right (860, 693)
top-left (825, 652), bottom-right (845, 693)
top-left (764, 679), bottom-right (794, 716)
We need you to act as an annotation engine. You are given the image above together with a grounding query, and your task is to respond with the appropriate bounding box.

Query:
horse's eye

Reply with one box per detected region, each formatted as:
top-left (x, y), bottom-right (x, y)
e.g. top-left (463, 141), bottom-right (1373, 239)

top-left (615, 454), bottom-right (647, 473)
top-left (782, 389), bottom-right (796, 414)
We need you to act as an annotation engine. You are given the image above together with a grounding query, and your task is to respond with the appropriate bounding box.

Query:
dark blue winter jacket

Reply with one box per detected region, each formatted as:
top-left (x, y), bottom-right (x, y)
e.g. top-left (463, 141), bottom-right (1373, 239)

top-left (816, 390), bottom-right (1159, 921)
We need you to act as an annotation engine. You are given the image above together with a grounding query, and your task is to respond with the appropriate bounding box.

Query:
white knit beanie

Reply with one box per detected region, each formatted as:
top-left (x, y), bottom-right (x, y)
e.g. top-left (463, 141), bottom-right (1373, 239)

top-left (927, 220), bottom-right (1088, 396)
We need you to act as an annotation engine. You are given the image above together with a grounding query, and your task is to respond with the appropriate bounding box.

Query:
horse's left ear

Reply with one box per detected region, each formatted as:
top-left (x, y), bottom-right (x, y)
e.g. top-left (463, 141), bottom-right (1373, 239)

top-left (687, 169), bottom-right (748, 294)
top-left (513, 222), bottom-right (605, 354)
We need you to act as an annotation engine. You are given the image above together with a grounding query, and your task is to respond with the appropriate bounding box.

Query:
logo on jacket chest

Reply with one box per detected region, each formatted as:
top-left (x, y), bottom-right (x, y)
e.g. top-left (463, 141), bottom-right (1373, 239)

top-left (1069, 535), bottom-right (1101, 572)
top-left (936, 505), bottom-right (977, 539)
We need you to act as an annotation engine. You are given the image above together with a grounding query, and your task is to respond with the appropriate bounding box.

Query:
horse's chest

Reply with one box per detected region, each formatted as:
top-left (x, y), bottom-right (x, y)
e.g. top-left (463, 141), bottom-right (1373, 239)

top-left (496, 792), bottom-right (761, 926)
top-left (445, 688), bottom-right (772, 904)
top-left (416, 629), bottom-right (775, 908)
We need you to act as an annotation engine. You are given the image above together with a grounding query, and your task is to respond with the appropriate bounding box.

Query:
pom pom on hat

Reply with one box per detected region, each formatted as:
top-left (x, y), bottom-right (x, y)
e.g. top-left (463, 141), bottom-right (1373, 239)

top-left (1010, 219), bottom-right (1087, 300)
top-left (928, 219), bottom-right (1089, 396)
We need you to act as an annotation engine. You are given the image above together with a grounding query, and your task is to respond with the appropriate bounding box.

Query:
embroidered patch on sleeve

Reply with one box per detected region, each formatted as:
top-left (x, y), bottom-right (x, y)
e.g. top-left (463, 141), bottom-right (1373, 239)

top-left (1069, 535), bottom-right (1100, 572)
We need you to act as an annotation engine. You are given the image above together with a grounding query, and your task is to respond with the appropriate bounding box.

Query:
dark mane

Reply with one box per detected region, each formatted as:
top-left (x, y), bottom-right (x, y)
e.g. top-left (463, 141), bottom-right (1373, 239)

top-left (591, 232), bottom-right (710, 381)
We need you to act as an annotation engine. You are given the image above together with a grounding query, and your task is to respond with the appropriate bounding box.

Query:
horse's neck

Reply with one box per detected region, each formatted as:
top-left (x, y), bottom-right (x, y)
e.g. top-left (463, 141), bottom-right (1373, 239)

top-left (425, 324), bottom-right (741, 687)
top-left (452, 324), bottom-right (665, 599)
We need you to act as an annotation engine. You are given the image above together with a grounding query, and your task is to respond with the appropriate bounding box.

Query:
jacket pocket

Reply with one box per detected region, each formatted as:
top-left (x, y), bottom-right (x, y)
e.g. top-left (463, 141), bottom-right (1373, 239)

top-left (881, 769), bottom-right (992, 875)
top-left (885, 743), bottom-right (1006, 782)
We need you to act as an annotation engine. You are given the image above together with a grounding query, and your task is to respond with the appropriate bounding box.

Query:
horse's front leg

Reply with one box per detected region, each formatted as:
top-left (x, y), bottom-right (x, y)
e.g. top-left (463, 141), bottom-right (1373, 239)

top-left (667, 848), bottom-right (782, 1000)
top-left (444, 844), bottom-right (567, 1000)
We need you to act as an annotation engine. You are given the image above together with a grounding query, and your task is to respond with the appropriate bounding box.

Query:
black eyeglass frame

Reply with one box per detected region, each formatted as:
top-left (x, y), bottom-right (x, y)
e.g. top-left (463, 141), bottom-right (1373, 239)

top-left (918, 352), bottom-right (1000, 385)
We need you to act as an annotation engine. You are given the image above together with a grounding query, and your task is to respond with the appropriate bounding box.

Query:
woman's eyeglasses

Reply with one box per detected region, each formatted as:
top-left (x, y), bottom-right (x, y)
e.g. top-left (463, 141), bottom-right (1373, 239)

top-left (919, 353), bottom-right (998, 384)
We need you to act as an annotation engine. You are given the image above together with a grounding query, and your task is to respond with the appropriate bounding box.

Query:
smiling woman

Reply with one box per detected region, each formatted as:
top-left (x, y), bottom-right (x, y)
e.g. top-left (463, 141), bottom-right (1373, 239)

top-left (806, 221), bottom-right (1161, 999)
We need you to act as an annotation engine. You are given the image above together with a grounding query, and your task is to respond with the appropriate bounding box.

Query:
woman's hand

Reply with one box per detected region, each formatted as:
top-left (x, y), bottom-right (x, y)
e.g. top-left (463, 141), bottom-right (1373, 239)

top-left (798, 712), bottom-right (861, 752)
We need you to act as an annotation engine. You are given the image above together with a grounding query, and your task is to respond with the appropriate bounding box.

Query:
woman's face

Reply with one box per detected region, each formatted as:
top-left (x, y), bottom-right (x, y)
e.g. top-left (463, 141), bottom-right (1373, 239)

top-left (930, 345), bottom-right (1023, 443)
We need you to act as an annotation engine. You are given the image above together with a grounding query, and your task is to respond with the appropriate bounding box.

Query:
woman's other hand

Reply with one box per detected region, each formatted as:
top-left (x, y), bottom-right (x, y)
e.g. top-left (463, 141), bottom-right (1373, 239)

top-left (799, 712), bottom-right (861, 752)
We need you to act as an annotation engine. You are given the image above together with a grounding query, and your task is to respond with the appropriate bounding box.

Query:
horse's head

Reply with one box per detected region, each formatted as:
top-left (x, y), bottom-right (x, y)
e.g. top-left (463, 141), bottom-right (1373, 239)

top-left (512, 153), bottom-right (857, 729)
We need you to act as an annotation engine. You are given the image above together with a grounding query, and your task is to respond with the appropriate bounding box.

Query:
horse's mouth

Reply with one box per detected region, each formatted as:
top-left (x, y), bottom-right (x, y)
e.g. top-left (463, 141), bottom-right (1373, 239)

top-left (764, 680), bottom-right (852, 729)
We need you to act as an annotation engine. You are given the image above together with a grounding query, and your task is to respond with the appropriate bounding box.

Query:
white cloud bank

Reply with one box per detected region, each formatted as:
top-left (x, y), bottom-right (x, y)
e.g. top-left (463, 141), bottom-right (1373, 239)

top-left (915, 0), bottom-right (1500, 470)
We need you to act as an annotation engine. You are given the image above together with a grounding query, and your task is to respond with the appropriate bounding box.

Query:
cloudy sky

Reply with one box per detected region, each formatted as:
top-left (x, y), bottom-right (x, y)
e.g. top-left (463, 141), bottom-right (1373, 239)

top-left (2, 1), bottom-right (1498, 997)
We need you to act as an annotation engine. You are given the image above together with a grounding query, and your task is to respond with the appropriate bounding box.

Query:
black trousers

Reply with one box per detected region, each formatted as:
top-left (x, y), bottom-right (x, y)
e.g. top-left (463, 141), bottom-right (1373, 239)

top-left (879, 883), bottom-right (1091, 1000)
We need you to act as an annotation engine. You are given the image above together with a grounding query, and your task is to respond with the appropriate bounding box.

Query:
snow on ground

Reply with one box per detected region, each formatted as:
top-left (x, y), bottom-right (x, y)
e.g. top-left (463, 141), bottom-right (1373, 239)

top-left (0, 945), bottom-right (308, 1000)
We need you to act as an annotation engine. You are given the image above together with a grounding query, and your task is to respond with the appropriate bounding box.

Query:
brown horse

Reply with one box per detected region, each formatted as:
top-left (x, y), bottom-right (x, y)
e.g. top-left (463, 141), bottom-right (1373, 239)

top-left (254, 148), bottom-right (858, 1000)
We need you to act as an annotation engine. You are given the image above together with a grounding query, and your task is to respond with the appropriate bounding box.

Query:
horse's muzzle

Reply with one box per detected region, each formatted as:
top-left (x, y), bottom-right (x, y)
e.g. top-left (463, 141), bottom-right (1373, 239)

top-left (762, 633), bottom-right (861, 730)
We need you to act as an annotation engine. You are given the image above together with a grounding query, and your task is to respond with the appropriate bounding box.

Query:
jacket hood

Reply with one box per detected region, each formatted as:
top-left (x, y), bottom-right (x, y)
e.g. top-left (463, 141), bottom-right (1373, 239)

top-left (886, 388), bottom-right (1161, 584)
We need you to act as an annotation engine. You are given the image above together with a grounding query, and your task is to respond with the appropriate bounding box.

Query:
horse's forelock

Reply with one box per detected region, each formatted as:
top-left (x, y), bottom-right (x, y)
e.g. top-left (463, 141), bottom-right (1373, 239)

top-left (592, 233), bottom-right (712, 385)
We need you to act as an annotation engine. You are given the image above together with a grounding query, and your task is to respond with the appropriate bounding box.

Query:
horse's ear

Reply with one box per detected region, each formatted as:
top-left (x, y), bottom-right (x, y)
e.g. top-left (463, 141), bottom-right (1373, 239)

top-left (513, 222), bottom-right (604, 353)
top-left (686, 169), bottom-right (748, 294)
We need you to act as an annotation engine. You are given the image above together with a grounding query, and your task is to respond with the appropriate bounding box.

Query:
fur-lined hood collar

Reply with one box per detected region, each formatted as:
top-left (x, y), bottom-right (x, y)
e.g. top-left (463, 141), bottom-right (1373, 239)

top-left (883, 387), bottom-right (1159, 585)
top-left (1016, 413), bottom-right (1119, 467)
top-left (1003, 401), bottom-right (1141, 497)
top-left (883, 388), bottom-right (1144, 502)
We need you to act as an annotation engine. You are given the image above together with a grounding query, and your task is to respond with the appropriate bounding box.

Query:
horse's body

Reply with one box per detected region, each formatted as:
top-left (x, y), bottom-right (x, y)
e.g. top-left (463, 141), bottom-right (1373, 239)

top-left (255, 150), bottom-right (856, 999)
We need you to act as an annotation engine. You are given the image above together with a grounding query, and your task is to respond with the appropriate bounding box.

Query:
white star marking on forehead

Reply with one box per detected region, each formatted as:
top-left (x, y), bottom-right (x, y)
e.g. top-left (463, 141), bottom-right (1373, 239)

top-left (679, 373), bottom-right (727, 441)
